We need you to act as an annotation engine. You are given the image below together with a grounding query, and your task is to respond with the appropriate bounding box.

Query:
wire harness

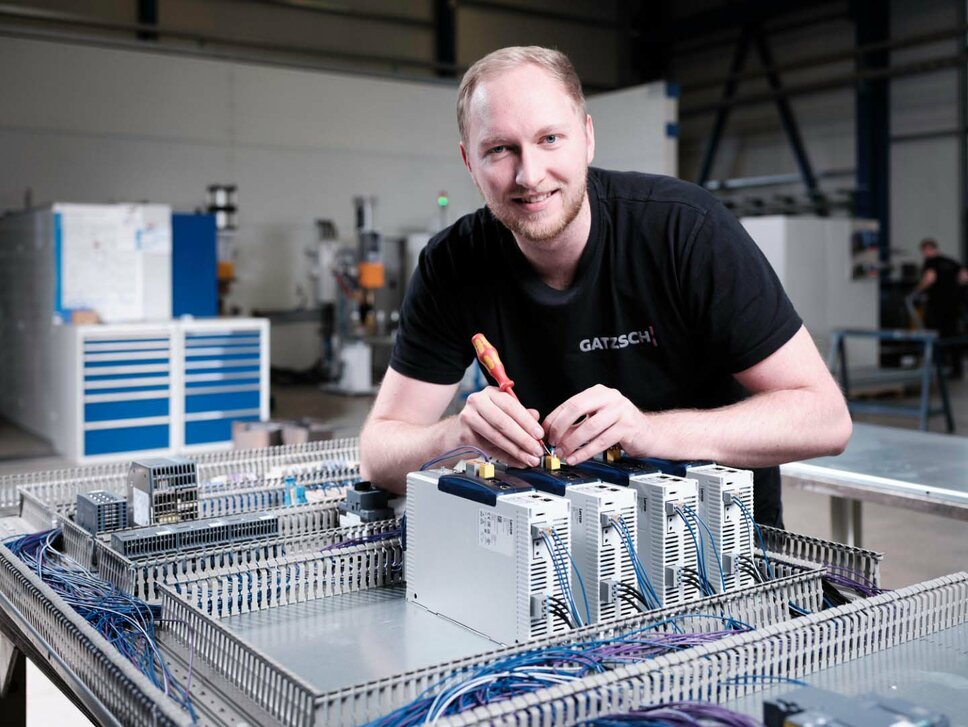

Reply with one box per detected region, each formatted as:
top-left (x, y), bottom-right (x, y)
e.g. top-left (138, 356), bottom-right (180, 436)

top-left (5, 529), bottom-right (197, 721)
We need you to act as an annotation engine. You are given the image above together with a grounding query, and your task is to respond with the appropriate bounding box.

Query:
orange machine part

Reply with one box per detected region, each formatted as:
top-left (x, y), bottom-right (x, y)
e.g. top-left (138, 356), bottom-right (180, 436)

top-left (358, 261), bottom-right (385, 289)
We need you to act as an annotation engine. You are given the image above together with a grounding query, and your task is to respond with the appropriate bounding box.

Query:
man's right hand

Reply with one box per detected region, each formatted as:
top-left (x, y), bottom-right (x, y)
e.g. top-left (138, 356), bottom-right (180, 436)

top-left (457, 387), bottom-right (545, 467)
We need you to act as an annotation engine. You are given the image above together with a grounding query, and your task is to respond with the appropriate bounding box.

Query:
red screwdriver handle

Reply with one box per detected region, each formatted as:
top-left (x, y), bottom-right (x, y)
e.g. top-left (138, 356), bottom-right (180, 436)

top-left (471, 332), bottom-right (518, 400)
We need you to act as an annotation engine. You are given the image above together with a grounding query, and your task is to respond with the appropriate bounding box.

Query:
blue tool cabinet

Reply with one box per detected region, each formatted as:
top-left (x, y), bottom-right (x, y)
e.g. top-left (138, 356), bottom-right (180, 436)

top-left (50, 319), bottom-right (269, 461)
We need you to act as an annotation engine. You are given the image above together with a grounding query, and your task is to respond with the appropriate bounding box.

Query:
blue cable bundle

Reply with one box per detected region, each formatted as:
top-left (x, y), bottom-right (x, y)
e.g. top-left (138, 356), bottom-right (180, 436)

top-left (732, 498), bottom-right (774, 580)
top-left (676, 505), bottom-right (728, 595)
top-left (539, 529), bottom-right (589, 627)
top-left (6, 529), bottom-right (197, 721)
top-left (366, 613), bottom-right (755, 725)
top-left (609, 515), bottom-right (661, 610)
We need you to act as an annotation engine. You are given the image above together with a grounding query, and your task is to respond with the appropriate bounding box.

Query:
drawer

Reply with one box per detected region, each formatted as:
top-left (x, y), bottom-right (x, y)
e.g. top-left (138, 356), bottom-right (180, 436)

top-left (84, 398), bottom-right (169, 422)
top-left (186, 416), bottom-right (259, 445)
top-left (185, 390), bottom-right (260, 414)
top-left (84, 423), bottom-right (169, 456)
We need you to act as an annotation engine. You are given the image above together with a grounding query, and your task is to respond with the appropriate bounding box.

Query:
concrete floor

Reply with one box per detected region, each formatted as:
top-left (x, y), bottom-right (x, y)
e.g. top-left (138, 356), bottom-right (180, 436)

top-left (1, 377), bottom-right (966, 725)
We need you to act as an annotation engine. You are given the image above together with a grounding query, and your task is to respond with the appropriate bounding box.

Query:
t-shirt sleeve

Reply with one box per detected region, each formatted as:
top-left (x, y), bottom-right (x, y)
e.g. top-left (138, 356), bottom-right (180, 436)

top-left (389, 242), bottom-right (473, 384)
top-left (678, 202), bottom-right (803, 373)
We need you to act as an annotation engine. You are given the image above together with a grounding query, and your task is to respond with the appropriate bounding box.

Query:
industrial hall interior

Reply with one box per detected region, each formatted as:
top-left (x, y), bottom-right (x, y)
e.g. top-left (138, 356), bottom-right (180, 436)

top-left (1, 1), bottom-right (967, 725)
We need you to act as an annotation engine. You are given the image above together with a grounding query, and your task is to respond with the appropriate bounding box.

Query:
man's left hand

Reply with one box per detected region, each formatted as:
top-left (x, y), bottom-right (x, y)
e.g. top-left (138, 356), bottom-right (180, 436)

top-left (542, 384), bottom-right (646, 465)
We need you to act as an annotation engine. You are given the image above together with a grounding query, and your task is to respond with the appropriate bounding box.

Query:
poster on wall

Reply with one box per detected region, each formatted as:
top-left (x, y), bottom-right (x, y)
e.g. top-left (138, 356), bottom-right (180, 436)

top-left (54, 203), bottom-right (172, 323)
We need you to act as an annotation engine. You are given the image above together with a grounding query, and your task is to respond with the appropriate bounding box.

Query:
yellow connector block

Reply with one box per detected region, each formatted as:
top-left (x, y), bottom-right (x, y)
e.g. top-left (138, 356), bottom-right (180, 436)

top-left (541, 454), bottom-right (561, 471)
top-left (604, 446), bottom-right (623, 463)
top-left (466, 459), bottom-right (495, 479)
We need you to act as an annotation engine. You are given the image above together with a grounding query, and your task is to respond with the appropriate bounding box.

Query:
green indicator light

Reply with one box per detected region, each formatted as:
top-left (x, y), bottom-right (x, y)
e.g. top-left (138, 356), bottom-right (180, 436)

top-left (437, 196), bottom-right (449, 207)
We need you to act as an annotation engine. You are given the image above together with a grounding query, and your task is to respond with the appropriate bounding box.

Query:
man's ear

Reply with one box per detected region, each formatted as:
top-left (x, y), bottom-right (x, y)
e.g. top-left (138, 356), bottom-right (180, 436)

top-left (459, 141), bottom-right (473, 174)
top-left (585, 114), bottom-right (595, 165)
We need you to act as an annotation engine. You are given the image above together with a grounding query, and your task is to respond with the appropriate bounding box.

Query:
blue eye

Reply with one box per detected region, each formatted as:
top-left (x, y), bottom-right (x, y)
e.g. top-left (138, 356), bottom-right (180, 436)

top-left (543, 135), bottom-right (559, 144)
top-left (487, 145), bottom-right (508, 155)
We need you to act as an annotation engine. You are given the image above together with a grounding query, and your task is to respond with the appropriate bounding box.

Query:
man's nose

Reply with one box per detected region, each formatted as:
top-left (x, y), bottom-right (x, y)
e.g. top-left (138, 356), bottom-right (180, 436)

top-left (515, 147), bottom-right (544, 189)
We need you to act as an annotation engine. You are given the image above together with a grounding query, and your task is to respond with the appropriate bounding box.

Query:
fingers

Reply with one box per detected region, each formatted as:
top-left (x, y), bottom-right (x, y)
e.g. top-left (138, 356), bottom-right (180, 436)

top-left (562, 425), bottom-right (621, 465)
top-left (460, 388), bottom-right (544, 467)
top-left (543, 385), bottom-right (613, 446)
top-left (556, 409), bottom-right (621, 463)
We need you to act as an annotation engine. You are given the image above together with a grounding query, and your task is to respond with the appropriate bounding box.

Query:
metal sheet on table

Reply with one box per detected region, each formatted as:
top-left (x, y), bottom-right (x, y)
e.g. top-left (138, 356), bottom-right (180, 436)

top-left (725, 622), bottom-right (968, 718)
top-left (220, 584), bottom-right (500, 693)
top-left (782, 423), bottom-right (968, 507)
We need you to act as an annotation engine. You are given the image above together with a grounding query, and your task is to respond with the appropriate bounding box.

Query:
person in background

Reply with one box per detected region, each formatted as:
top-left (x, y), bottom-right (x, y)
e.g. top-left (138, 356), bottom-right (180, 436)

top-left (914, 238), bottom-right (968, 379)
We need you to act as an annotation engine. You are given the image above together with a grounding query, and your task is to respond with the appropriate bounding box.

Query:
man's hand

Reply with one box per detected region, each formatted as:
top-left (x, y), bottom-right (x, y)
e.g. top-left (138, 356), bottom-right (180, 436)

top-left (459, 387), bottom-right (545, 467)
top-left (542, 384), bottom-right (646, 465)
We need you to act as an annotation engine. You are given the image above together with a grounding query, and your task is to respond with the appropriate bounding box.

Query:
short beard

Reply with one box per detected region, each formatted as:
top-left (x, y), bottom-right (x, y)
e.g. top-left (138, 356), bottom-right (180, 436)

top-left (487, 176), bottom-right (587, 243)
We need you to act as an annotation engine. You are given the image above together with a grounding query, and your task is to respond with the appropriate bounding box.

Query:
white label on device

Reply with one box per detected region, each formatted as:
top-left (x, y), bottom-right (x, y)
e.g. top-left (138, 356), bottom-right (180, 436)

top-left (479, 509), bottom-right (514, 556)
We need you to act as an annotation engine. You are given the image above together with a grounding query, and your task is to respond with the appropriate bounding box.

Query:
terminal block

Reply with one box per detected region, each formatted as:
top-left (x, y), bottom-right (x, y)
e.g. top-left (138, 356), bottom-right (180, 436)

top-left (339, 482), bottom-right (395, 525)
top-left (111, 511), bottom-right (279, 559)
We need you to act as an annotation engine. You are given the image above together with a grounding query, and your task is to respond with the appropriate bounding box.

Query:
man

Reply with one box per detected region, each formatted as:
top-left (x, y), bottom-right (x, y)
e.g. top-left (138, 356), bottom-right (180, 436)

top-left (360, 46), bottom-right (851, 526)
top-left (913, 238), bottom-right (966, 379)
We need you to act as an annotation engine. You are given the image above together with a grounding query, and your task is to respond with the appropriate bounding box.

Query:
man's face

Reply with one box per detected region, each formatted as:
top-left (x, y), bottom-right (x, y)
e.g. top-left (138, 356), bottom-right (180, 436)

top-left (460, 64), bottom-right (595, 244)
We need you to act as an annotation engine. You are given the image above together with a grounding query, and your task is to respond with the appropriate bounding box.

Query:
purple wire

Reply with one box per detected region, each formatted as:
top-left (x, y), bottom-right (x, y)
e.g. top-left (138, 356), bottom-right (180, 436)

top-left (614, 702), bottom-right (761, 726)
top-left (319, 529), bottom-right (401, 553)
top-left (822, 563), bottom-right (883, 591)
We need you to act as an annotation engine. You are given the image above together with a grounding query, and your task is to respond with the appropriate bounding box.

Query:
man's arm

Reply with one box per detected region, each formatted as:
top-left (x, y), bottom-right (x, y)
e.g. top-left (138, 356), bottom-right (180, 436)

top-left (914, 267), bottom-right (937, 294)
top-left (543, 325), bottom-right (852, 467)
top-left (360, 368), bottom-right (547, 494)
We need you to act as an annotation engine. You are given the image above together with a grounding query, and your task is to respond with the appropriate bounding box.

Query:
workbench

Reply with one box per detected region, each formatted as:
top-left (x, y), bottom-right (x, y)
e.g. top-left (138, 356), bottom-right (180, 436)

top-left (0, 440), bottom-right (964, 726)
top-left (782, 422), bottom-right (968, 546)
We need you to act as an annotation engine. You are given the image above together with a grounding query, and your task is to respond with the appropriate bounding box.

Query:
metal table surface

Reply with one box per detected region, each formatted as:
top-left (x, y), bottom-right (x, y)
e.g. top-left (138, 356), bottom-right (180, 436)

top-left (221, 584), bottom-right (500, 693)
top-left (781, 423), bottom-right (968, 546)
top-left (726, 621), bottom-right (968, 721)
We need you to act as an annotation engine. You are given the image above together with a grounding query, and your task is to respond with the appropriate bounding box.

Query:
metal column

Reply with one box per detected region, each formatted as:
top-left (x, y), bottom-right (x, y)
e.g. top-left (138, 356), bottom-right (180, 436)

top-left (852, 0), bottom-right (890, 277)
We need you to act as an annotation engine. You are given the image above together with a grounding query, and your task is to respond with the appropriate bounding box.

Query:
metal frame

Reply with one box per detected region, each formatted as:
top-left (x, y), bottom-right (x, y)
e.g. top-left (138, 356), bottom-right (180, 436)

top-left (5, 447), bottom-right (963, 727)
top-left (99, 518), bottom-right (402, 603)
top-left (0, 437), bottom-right (359, 516)
top-left (760, 525), bottom-right (883, 587)
top-left (827, 328), bottom-right (955, 432)
top-left (433, 573), bottom-right (968, 725)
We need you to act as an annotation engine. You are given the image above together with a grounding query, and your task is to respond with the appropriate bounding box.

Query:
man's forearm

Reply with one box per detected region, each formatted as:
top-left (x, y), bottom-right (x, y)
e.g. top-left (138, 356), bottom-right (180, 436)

top-left (630, 387), bottom-right (851, 468)
top-left (359, 415), bottom-right (461, 495)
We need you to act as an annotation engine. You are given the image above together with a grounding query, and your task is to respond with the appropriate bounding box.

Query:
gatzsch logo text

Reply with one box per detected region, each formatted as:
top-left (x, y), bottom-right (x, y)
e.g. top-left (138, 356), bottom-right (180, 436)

top-left (578, 328), bottom-right (657, 352)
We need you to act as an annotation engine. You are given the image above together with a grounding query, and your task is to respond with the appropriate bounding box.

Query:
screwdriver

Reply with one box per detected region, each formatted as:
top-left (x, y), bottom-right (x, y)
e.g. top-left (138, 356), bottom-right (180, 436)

top-left (471, 332), bottom-right (553, 457)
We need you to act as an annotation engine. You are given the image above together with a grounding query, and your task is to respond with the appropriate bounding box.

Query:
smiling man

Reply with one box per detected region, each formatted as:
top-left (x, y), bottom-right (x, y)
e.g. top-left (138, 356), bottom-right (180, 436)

top-left (359, 46), bottom-right (851, 526)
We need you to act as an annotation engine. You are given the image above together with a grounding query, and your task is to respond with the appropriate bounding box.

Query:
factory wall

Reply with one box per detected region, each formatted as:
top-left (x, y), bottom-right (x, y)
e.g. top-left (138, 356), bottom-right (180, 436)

top-left (889, 0), bottom-right (961, 261)
top-left (0, 35), bottom-right (478, 316)
top-left (0, 35), bottom-right (673, 329)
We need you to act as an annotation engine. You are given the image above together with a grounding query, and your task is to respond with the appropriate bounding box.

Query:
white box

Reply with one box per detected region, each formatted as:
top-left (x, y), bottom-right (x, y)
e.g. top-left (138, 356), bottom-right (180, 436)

top-left (406, 468), bottom-right (573, 644)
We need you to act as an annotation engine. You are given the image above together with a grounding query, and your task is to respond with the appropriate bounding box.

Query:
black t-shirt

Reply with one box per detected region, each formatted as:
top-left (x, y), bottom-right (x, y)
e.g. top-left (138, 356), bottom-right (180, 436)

top-left (391, 168), bottom-right (803, 526)
top-left (923, 255), bottom-right (962, 328)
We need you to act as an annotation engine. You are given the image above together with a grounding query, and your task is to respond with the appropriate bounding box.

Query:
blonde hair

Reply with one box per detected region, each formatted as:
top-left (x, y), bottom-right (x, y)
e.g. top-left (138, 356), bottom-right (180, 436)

top-left (457, 46), bottom-right (586, 143)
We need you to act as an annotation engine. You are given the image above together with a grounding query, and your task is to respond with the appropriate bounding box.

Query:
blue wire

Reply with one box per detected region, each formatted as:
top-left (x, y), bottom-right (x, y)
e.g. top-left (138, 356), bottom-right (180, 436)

top-left (675, 508), bottom-right (712, 596)
top-left (610, 517), bottom-right (660, 609)
top-left (732, 498), bottom-right (774, 580)
top-left (419, 446), bottom-right (490, 470)
top-left (682, 505), bottom-right (728, 593)
top-left (550, 528), bottom-right (591, 626)
top-left (541, 531), bottom-right (582, 627)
